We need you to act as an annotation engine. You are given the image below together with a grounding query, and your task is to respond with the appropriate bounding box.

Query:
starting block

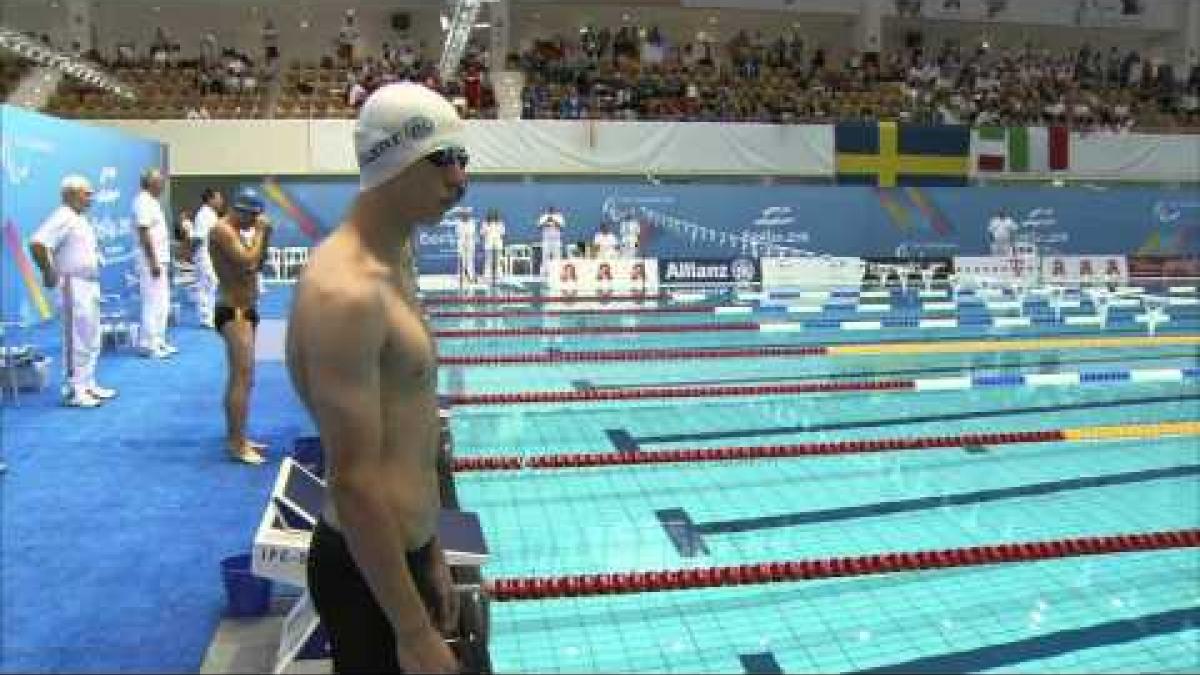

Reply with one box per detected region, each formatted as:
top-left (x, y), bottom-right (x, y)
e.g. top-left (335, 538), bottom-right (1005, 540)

top-left (254, 458), bottom-right (491, 673)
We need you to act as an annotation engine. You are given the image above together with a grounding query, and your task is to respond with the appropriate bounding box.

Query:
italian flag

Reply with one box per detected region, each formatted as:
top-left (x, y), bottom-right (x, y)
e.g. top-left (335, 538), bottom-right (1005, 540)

top-left (975, 126), bottom-right (1070, 172)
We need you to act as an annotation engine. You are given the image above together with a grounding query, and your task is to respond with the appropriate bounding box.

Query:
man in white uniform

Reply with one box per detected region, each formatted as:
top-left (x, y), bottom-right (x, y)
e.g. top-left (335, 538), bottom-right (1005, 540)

top-left (454, 206), bottom-right (477, 285)
top-left (191, 188), bottom-right (223, 327)
top-left (29, 175), bottom-right (117, 408)
top-left (134, 168), bottom-right (175, 358)
top-left (537, 205), bottom-right (565, 275)
top-left (480, 207), bottom-right (506, 284)
top-left (988, 207), bottom-right (1019, 256)
top-left (593, 222), bottom-right (619, 259)
top-left (618, 210), bottom-right (641, 258)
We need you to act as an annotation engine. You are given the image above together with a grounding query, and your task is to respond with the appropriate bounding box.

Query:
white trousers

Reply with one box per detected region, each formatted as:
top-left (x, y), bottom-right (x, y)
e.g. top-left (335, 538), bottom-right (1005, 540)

top-left (139, 264), bottom-right (171, 350)
top-left (483, 245), bottom-right (504, 280)
top-left (458, 241), bottom-right (476, 280)
top-left (193, 248), bottom-right (217, 323)
top-left (59, 276), bottom-right (102, 393)
top-left (541, 231), bottom-right (562, 273)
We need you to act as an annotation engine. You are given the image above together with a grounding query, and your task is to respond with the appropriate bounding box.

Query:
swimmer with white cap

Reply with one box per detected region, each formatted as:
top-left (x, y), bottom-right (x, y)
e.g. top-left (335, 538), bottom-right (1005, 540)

top-left (285, 83), bottom-right (468, 674)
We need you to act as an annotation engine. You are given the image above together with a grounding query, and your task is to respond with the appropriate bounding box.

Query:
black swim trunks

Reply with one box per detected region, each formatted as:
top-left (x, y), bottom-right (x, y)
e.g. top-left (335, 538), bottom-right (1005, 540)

top-left (214, 305), bottom-right (260, 332)
top-left (307, 519), bottom-right (441, 674)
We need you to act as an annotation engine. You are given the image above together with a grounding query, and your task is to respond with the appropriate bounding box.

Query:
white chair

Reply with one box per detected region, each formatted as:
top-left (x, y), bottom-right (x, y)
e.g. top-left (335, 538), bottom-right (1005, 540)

top-left (99, 293), bottom-right (139, 352)
top-left (0, 319), bottom-right (33, 403)
top-left (266, 247), bottom-right (285, 282)
top-left (283, 247), bottom-right (310, 282)
top-left (504, 244), bottom-right (534, 276)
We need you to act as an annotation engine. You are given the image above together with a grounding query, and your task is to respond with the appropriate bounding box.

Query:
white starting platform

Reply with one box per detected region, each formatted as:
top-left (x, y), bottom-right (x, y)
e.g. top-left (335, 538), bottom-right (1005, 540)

top-left (253, 458), bottom-right (489, 673)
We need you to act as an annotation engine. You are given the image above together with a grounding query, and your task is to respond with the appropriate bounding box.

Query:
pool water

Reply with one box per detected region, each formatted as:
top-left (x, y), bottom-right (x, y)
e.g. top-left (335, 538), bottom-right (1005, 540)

top-left (433, 287), bottom-right (1199, 674)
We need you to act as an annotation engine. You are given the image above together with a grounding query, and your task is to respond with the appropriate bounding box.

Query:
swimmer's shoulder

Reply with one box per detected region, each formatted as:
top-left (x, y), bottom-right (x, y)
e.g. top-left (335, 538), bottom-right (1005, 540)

top-left (295, 263), bottom-right (383, 320)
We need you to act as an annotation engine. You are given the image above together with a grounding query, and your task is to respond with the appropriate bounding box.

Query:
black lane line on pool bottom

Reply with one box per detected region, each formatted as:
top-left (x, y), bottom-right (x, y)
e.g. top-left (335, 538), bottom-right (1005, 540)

top-left (739, 652), bottom-right (784, 674)
top-left (656, 464), bottom-right (1200, 557)
top-left (635, 393), bottom-right (1200, 445)
top-left (696, 464), bottom-right (1200, 536)
top-left (572, 380), bottom-right (597, 391)
top-left (852, 606), bottom-right (1200, 674)
top-left (655, 508), bottom-right (710, 557)
top-left (605, 429), bottom-right (641, 452)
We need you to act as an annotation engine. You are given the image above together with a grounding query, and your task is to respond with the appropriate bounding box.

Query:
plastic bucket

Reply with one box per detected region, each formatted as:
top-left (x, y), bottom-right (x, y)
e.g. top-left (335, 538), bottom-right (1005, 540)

top-left (220, 553), bottom-right (272, 618)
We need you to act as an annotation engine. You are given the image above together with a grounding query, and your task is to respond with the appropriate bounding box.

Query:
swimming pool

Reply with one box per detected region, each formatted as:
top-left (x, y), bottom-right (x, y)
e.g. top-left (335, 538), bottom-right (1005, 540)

top-left (433, 286), bottom-right (1199, 674)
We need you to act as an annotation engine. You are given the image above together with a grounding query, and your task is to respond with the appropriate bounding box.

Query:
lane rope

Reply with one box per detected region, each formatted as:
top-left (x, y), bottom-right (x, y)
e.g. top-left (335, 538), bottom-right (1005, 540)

top-left (445, 367), bottom-right (1199, 406)
top-left (423, 292), bottom-right (670, 306)
top-left (430, 306), bottom-right (718, 318)
top-left (446, 378), bottom-right (915, 405)
top-left (450, 422), bottom-right (1200, 472)
top-left (484, 529), bottom-right (1199, 601)
top-left (438, 335), bottom-right (1200, 366)
top-left (435, 322), bottom-right (759, 338)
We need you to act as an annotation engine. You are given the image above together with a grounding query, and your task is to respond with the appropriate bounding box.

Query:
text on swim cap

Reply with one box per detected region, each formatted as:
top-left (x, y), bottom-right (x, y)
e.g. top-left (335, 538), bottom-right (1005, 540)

top-left (360, 116), bottom-right (437, 166)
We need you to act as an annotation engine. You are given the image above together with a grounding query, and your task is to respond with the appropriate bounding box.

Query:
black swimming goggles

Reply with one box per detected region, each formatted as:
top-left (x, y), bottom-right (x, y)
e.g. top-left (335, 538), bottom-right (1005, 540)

top-left (426, 146), bottom-right (470, 169)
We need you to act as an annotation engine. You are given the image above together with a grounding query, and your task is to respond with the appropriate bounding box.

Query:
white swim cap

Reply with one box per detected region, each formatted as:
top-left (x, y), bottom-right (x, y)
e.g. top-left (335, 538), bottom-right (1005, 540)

top-left (354, 83), bottom-right (466, 193)
top-left (60, 174), bottom-right (93, 192)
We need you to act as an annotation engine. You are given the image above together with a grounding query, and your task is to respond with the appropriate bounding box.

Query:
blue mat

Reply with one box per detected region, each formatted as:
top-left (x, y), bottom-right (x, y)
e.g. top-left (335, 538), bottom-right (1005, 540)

top-left (0, 287), bottom-right (313, 672)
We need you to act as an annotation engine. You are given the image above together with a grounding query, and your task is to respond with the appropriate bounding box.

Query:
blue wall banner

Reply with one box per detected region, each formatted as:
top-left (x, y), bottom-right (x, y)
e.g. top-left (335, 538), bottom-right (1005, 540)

top-left (242, 177), bottom-right (1199, 277)
top-left (1, 105), bottom-right (166, 323)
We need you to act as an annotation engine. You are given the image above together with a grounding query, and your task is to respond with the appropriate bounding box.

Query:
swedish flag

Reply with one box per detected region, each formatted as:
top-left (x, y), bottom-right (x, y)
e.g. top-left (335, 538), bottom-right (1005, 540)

top-left (836, 122), bottom-right (970, 187)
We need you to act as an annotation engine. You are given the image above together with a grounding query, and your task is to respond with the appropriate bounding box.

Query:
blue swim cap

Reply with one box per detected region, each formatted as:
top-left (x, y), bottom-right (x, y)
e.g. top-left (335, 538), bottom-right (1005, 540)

top-left (232, 187), bottom-right (265, 214)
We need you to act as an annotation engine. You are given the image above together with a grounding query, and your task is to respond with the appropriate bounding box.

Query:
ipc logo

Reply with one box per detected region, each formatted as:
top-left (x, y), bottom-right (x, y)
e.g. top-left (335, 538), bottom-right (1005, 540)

top-left (731, 258), bottom-right (756, 282)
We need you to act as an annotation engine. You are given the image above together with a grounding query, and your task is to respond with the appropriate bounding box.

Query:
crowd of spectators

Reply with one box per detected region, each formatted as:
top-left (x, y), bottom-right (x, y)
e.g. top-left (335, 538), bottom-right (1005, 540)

top-left (513, 24), bottom-right (1200, 130)
top-left (323, 33), bottom-right (497, 119)
top-left (33, 23), bottom-right (275, 119)
top-left (10, 19), bottom-right (1199, 129)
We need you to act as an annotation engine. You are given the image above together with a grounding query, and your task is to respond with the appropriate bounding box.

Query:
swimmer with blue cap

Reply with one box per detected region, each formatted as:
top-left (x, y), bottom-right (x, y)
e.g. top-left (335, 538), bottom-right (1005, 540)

top-left (286, 83), bottom-right (470, 674)
top-left (208, 184), bottom-right (274, 466)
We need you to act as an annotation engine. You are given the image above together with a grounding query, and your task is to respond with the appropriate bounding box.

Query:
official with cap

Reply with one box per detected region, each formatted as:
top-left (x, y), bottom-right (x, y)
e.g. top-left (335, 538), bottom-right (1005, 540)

top-left (29, 175), bottom-right (118, 407)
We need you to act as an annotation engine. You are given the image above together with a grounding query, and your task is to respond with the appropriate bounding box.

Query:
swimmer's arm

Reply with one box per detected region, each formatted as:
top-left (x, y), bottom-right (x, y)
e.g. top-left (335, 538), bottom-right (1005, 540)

top-left (301, 289), bottom-right (439, 640)
top-left (208, 221), bottom-right (272, 273)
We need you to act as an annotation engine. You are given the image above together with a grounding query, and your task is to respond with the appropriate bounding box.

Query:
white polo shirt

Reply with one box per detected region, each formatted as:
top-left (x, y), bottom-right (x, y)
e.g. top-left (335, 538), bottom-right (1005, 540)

top-left (133, 190), bottom-right (170, 267)
top-left (989, 215), bottom-right (1017, 243)
top-left (481, 218), bottom-right (506, 250)
top-left (456, 215), bottom-right (477, 246)
top-left (594, 231), bottom-right (618, 258)
top-left (619, 217), bottom-right (640, 244)
top-left (538, 212), bottom-right (565, 237)
top-left (31, 205), bottom-right (100, 280)
top-left (192, 204), bottom-right (218, 244)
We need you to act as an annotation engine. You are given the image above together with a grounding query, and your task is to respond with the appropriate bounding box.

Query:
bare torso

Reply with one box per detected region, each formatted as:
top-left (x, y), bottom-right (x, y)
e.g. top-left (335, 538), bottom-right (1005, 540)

top-left (210, 220), bottom-right (263, 308)
top-left (286, 227), bottom-right (441, 549)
